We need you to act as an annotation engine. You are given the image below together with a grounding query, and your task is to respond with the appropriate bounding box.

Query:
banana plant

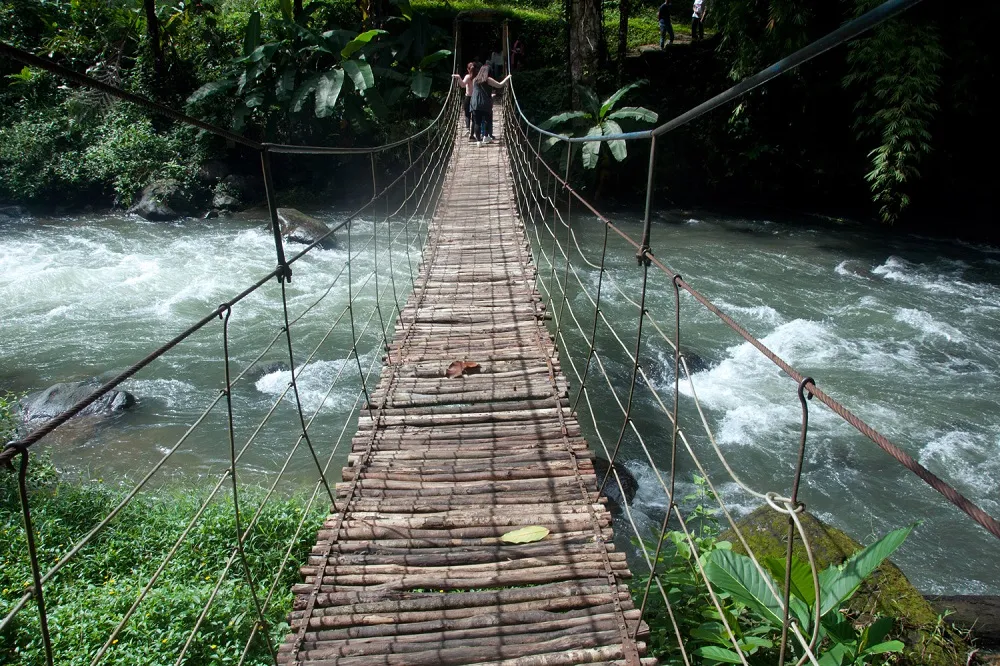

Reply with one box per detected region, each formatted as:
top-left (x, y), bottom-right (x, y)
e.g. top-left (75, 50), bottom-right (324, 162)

top-left (540, 80), bottom-right (658, 169)
top-left (186, 1), bottom-right (450, 136)
top-left (696, 524), bottom-right (914, 665)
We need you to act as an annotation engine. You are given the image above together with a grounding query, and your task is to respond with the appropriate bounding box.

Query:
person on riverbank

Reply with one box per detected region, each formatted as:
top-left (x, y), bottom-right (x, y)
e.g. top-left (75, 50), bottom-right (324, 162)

top-left (658, 0), bottom-right (674, 48)
top-left (510, 37), bottom-right (525, 72)
top-left (452, 62), bottom-right (479, 139)
top-left (470, 64), bottom-right (510, 145)
top-left (692, 0), bottom-right (706, 41)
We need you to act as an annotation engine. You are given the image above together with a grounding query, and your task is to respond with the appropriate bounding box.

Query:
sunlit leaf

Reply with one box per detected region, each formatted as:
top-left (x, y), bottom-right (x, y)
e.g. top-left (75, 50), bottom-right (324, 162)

top-left (343, 60), bottom-right (373, 92)
top-left (341, 29), bottom-right (386, 59)
top-left (314, 69), bottom-right (344, 118)
top-left (500, 526), bottom-right (549, 544)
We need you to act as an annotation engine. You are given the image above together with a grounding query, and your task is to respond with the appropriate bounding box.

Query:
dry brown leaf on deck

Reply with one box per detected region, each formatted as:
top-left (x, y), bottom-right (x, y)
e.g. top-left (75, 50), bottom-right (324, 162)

top-left (446, 360), bottom-right (480, 378)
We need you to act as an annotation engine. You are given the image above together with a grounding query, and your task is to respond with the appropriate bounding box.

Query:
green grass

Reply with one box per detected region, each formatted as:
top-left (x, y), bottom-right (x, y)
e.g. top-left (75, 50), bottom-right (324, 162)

top-left (0, 460), bottom-right (325, 666)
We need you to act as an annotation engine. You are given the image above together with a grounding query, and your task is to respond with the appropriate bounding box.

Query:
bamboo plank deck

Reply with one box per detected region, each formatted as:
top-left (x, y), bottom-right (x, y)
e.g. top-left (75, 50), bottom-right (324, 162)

top-left (280, 108), bottom-right (653, 666)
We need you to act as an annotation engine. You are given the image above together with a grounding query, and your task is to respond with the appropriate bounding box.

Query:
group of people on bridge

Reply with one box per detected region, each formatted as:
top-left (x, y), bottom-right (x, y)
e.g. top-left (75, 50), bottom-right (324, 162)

top-left (453, 56), bottom-right (512, 146)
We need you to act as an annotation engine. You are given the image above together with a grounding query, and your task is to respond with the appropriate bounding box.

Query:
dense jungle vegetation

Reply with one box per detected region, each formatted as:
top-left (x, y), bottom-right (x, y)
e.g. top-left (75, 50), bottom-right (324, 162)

top-left (0, 0), bottom-right (995, 233)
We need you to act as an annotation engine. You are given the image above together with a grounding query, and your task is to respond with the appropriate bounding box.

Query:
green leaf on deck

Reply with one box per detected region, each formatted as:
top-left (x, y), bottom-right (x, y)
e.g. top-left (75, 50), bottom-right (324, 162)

top-left (500, 526), bottom-right (549, 544)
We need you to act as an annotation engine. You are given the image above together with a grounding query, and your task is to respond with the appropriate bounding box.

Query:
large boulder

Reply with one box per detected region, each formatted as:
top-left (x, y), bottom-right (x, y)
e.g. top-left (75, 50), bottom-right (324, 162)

top-left (128, 179), bottom-right (195, 221)
top-left (212, 190), bottom-right (241, 211)
top-left (593, 456), bottom-right (638, 515)
top-left (277, 208), bottom-right (335, 247)
top-left (722, 505), bottom-right (970, 665)
top-left (0, 205), bottom-right (27, 218)
top-left (18, 381), bottom-right (135, 426)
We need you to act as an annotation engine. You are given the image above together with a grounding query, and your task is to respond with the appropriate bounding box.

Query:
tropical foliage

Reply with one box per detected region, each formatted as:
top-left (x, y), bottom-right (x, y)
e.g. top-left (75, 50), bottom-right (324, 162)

top-left (540, 80), bottom-right (657, 169)
top-left (632, 477), bottom-right (916, 665)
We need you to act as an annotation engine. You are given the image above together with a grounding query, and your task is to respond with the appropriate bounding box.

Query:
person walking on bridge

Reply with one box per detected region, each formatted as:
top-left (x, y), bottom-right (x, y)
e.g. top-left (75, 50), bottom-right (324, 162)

top-left (453, 61), bottom-right (479, 140)
top-left (658, 0), bottom-right (674, 48)
top-left (470, 64), bottom-right (510, 145)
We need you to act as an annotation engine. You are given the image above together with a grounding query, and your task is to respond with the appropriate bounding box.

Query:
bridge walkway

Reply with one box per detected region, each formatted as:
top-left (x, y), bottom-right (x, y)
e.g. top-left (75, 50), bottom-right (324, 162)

top-left (278, 107), bottom-right (653, 665)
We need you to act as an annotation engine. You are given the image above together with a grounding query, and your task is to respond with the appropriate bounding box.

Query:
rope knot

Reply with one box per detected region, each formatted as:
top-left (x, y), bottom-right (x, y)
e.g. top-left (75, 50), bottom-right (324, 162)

top-left (276, 263), bottom-right (292, 283)
top-left (765, 491), bottom-right (805, 515)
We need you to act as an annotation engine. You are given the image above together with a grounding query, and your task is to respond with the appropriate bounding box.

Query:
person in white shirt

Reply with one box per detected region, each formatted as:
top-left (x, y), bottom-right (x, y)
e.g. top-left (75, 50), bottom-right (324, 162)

top-left (489, 48), bottom-right (504, 81)
top-left (692, 0), bottom-right (706, 41)
top-left (452, 62), bottom-right (479, 139)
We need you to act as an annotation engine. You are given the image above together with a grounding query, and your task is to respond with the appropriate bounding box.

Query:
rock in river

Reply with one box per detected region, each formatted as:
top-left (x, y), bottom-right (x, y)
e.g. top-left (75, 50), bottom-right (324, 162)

top-left (277, 208), bottom-right (335, 247)
top-left (18, 381), bottom-right (135, 426)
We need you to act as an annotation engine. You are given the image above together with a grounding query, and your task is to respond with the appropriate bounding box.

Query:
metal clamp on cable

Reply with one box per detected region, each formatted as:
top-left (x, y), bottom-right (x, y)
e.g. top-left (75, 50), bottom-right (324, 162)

top-left (635, 246), bottom-right (652, 266)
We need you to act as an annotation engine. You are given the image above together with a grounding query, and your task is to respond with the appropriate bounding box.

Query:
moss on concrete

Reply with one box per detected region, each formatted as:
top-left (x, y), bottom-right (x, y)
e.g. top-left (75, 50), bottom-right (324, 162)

top-left (721, 505), bottom-right (969, 666)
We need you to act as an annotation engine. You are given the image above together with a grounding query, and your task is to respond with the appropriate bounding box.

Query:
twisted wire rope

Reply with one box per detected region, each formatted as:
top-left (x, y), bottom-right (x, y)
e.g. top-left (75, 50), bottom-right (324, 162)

top-left (505, 94), bottom-right (826, 664)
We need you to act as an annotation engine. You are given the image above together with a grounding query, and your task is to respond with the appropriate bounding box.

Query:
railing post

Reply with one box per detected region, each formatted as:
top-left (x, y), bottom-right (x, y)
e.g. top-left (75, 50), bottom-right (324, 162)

top-left (777, 378), bottom-right (815, 666)
top-left (260, 148), bottom-right (290, 282)
top-left (10, 445), bottom-right (55, 666)
top-left (637, 135), bottom-right (657, 265)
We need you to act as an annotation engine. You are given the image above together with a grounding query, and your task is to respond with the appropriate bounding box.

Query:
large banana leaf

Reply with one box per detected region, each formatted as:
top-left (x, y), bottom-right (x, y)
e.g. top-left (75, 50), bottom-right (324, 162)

top-left (601, 119), bottom-right (626, 161)
top-left (341, 29), bottom-right (386, 59)
top-left (290, 73), bottom-right (320, 113)
top-left (343, 60), bottom-right (374, 92)
top-left (315, 69), bottom-right (344, 118)
top-left (609, 106), bottom-right (658, 123)
top-left (243, 11), bottom-right (260, 57)
top-left (600, 80), bottom-right (645, 118)
top-left (817, 524), bottom-right (914, 616)
top-left (705, 549), bottom-right (811, 630)
top-left (581, 124), bottom-right (603, 169)
top-left (410, 71), bottom-right (431, 98)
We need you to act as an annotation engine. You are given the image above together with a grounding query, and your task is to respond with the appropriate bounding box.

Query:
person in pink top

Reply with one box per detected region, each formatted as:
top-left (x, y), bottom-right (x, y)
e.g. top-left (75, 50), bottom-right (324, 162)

top-left (452, 62), bottom-right (479, 139)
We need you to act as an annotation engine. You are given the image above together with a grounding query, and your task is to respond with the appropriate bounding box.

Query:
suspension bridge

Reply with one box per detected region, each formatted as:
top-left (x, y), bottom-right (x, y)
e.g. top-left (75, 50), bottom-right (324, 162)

top-left (2, 1), bottom-right (999, 664)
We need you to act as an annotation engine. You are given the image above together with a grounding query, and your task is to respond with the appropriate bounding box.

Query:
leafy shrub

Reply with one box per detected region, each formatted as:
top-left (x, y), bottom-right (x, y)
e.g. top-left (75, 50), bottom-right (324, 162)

top-left (0, 467), bottom-right (324, 665)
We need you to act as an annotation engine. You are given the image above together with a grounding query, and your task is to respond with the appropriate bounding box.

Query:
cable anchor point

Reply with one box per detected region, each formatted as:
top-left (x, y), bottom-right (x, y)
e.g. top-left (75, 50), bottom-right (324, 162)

top-left (635, 246), bottom-right (652, 267)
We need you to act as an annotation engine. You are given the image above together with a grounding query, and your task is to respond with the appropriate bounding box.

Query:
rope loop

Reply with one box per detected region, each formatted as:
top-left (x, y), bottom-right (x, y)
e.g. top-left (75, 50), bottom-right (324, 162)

top-left (765, 491), bottom-right (805, 515)
top-left (672, 274), bottom-right (684, 289)
top-left (216, 304), bottom-right (231, 321)
top-left (799, 376), bottom-right (815, 402)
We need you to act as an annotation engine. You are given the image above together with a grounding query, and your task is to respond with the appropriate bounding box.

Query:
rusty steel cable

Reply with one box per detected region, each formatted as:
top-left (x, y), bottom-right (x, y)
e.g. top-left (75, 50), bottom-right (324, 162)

top-left (506, 92), bottom-right (1000, 544)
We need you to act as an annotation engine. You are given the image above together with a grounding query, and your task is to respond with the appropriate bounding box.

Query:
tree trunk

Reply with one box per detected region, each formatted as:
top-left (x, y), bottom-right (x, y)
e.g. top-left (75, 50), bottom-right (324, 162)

top-left (568, 0), bottom-right (601, 106)
top-left (294, 0), bottom-right (303, 17)
top-left (142, 0), bottom-right (165, 87)
top-left (616, 0), bottom-right (629, 85)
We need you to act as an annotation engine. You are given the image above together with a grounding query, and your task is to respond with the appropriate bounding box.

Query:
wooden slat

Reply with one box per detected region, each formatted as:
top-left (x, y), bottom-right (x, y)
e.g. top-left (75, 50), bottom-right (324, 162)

top-left (283, 108), bottom-right (653, 665)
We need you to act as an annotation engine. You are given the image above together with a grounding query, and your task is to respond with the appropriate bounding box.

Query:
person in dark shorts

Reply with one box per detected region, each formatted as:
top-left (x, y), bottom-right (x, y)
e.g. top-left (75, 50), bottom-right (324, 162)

top-left (658, 1), bottom-right (673, 48)
top-left (469, 64), bottom-right (510, 144)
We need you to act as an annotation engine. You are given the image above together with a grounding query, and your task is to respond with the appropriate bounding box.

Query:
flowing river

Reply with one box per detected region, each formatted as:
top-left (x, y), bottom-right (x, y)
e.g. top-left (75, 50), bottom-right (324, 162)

top-left (1, 208), bottom-right (998, 595)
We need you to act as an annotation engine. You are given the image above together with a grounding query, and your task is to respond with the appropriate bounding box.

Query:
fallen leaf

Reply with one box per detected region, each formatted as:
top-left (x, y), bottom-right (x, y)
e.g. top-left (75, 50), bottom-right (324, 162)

top-left (446, 360), bottom-right (480, 378)
top-left (500, 526), bottom-right (550, 544)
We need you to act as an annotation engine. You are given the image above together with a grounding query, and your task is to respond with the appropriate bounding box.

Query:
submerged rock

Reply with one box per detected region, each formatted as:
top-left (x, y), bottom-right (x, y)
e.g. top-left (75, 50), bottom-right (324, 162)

top-left (277, 208), bottom-right (335, 247)
top-left (18, 381), bottom-right (135, 425)
top-left (593, 456), bottom-right (638, 514)
top-left (252, 361), bottom-right (290, 384)
top-left (129, 179), bottom-right (195, 221)
top-left (0, 205), bottom-right (27, 218)
top-left (722, 505), bottom-right (970, 665)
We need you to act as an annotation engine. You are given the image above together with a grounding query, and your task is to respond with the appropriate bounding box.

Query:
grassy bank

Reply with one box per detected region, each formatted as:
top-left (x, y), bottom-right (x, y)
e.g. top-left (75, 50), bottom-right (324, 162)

top-left (0, 458), bottom-right (324, 665)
